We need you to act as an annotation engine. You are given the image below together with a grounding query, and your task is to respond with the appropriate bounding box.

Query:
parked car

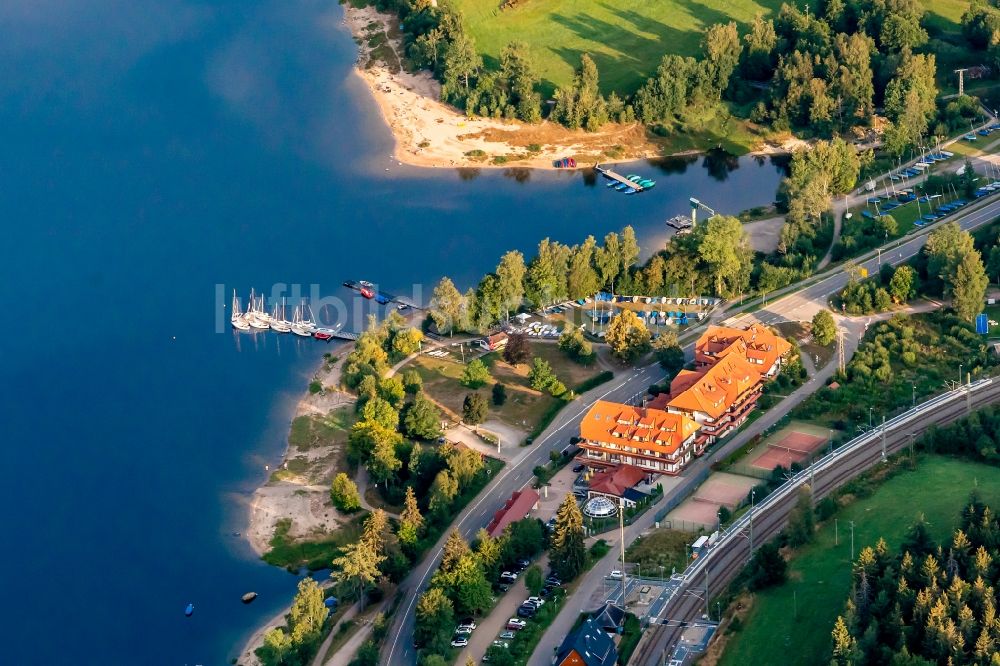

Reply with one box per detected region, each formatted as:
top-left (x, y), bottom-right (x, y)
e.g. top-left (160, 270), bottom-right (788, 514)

top-left (500, 571), bottom-right (517, 581)
top-left (499, 630), bottom-right (516, 640)
top-left (506, 618), bottom-right (527, 629)
top-left (572, 463), bottom-right (585, 473)
top-left (573, 490), bottom-right (588, 499)
top-left (492, 640), bottom-right (510, 649)
top-left (459, 618), bottom-right (477, 630)
top-left (451, 637), bottom-right (469, 648)
top-left (526, 596), bottom-right (545, 607)
top-left (516, 558), bottom-right (531, 569)
top-left (609, 570), bottom-right (623, 579)
top-left (516, 605), bottom-right (536, 618)
top-left (455, 626), bottom-right (472, 635)
top-left (545, 575), bottom-right (562, 586)
top-left (498, 583), bottom-right (510, 593)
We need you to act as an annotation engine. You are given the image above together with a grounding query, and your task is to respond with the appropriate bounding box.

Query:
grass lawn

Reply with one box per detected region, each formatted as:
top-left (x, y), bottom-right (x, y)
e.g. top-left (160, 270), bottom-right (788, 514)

top-left (625, 529), bottom-right (691, 575)
top-left (921, 0), bottom-right (970, 34)
top-left (451, 0), bottom-right (785, 95)
top-left (263, 513), bottom-right (368, 571)
top-left (718, 455), bottom-right (1000, 666)
top-left (410, 342), bottom-right (601, 432)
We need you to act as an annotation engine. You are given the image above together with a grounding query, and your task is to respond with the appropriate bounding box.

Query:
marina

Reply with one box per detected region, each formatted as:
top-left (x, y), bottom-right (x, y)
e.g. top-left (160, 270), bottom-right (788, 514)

top-left (595, 163), bottom-right (655, 193)
top-left (230, 290), bottom-right (353, 341)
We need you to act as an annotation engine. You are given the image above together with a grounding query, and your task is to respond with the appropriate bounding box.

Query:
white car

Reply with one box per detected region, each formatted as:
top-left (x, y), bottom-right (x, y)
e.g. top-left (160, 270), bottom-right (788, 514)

top-left (455, 626), bottom-right (473, 635)
top-left (499, 630), bottom-right (516, 639)
top-left (451, 636), bottom-right (469, 648)
top-left (526, 596), bottom-right (545, 607)
top-left (492, 640), bottom-right (509, 649)
top-left (609, 570), bottom-right (623, 579)
top-left (507, 618), bottom-right (527, 629)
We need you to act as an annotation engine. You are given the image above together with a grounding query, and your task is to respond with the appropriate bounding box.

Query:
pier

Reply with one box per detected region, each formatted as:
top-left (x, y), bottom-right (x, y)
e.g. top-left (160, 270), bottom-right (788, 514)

top-left (329, 330), bottom-right (359, 341)
top-left (594, 164), bottom-right (645, 192)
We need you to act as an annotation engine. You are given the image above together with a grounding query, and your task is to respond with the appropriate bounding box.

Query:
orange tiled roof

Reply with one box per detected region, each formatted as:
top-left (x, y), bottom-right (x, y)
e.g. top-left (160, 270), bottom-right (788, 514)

top-left (580, 400), bottom-right (700, 455)
top-left (668, 354), bottom-right (762, 419)
top-left (695, 324), bottom-right (791, 370)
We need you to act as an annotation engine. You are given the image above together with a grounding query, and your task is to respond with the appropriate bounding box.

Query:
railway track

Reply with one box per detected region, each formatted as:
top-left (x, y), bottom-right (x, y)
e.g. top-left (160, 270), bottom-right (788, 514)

top-left (631, 379), bottom-right (1000, 666)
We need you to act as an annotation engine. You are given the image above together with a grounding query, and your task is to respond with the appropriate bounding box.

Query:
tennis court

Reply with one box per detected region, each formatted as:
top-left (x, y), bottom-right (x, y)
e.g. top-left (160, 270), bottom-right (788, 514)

top-left (665, 472), bottom-right (759, 531)
top-left (746, 422), bottom-right (830, 472)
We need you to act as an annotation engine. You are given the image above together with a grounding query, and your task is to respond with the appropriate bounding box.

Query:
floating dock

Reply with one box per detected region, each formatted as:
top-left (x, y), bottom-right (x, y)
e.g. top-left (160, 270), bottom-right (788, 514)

top-left (342, 280), bottom-right (423, 310)
top-left (595, 164), bottom-right (645, 192)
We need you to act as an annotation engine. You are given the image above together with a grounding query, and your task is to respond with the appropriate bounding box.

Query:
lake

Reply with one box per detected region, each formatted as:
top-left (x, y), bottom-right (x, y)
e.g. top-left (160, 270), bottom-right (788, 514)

top-left (0, 1), bottom-right (784, 663)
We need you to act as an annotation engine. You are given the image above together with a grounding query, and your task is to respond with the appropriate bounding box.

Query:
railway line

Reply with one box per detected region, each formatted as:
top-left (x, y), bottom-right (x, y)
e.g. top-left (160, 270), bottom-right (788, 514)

top-left (631, 378), bottom-right (1000, 666)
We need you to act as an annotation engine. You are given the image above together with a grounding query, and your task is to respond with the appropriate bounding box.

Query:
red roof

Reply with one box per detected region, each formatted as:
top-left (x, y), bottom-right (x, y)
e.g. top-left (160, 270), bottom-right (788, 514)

top-left (486, 488), bottom-right (539, 537)
top-left (588, 465), bottom-right (647, 498)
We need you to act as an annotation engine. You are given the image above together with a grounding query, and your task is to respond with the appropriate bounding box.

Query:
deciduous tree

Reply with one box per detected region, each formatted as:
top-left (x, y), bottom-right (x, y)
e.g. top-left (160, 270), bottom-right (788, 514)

top-left (605, 310), bottom-right (652, 363)
top-left (502, 332), bottom-right (531, 366)
top-left (462, 358), bottom-right (492, 388)
top-left (331, 472), bottom-right (362, 512)
top-left (414, 587), bottom-right (455, 654)
top-left (953, 250), bottom-right (989, 322)
top-left (811, 309), bottom-right (837, 346)
top-left (430, 277), bottom-right (465, 334)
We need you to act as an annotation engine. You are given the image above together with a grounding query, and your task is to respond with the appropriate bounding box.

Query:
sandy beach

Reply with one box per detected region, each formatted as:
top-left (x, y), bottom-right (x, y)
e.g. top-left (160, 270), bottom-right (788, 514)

top-left (344, 5), bottom-right (669, 170)
top-left (341, 5), bottom-right (807, 171)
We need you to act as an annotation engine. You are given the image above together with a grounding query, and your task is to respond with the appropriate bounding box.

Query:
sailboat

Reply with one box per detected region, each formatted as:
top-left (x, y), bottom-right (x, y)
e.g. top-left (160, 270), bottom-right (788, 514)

top-left (231, 290), bottom-right (250, 331)
top-left (246, 289), bottom-right (270, 330)
top-left (270, 298), bottom-right (291, 333)
top-left (290, 303), bottom-right (314, 337)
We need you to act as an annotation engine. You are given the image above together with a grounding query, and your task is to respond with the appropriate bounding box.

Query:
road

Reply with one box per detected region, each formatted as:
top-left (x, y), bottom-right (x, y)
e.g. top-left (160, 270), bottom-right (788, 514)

top-left (629, 378), bottom-right (1000, 666)
top-left (383, 187), bottom-right (1000, 666)
top-left (383, 365), bottom-right (666, 665)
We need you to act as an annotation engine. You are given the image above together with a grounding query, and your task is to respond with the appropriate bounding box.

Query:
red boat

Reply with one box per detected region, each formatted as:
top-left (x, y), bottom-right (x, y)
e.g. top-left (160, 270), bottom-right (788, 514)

top-left (359, 280), bottom-right (375, 299)
top-left (313, 328), bottom-right (335, 341)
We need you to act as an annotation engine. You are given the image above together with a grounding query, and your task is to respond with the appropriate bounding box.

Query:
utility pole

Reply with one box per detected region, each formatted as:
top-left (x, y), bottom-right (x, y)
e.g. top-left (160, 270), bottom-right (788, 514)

top-left (704, 566), bottom-right (710, 618)
top-left (912, 384), bottom-right (916, 408)
top-left (850, 520), bottom-right (856, 561)
top-left (881, 415), bottom-right (887, 462)
top-left (837, 329), bottom-right (846, 375)
top-left (619, 505), bottom-right (627, 607)
top-left (869, 406), bottom-right (874, 430)
top-left (835, 518), bottom-right (839, 546)
top-left (956, 68), bottom-right (968, 97)
top-left (749, 488), bottom-right (755, 558)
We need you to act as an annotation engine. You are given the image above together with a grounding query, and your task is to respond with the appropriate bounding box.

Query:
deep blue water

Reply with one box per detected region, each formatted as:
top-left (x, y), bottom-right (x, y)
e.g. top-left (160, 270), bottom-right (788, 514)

top-left (0, 1), bottom-right (784, 663)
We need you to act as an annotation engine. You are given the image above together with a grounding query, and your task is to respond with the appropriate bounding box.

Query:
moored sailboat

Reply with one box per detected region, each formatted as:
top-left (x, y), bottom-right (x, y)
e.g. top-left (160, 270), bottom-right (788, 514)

top-left (246, 290), bottom-right (270, 330)
top-left (270, 299), bottom-right (291, 333)
top-left (290, 303), bottom-right (313, 337)
top-left (231, 290), bottom-right (250, 331)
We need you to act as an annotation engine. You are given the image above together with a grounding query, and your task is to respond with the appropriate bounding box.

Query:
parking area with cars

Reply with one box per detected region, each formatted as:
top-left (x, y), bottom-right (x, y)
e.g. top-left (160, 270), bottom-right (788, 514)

top-left (456, 555), bottom-right (567, 663)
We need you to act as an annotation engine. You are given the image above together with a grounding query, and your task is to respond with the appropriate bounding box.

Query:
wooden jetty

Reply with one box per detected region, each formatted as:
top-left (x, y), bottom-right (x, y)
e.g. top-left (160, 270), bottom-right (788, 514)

top-left (594, 164), bottom-right (645, 192)
top-left (330, 330), bottom-right (359, 341)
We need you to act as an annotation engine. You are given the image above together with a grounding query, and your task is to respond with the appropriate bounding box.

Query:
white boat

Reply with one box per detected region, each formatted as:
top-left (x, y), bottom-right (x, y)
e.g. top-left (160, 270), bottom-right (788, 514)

top-left (271, 299), bottom-right (291, 333)
top-left (231, 290), bottom-right (250, 331)
top-left (246, 289), bottom-right (270, 330)
top-left (290, 304), bottom-right (312, 337)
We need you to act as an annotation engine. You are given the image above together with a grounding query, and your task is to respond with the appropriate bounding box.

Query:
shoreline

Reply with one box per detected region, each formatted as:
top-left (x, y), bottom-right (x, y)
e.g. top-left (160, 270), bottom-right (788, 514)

top-left (342, 5), bottom-right (806, 172)
top-left (239, 350), bottom-right (355, 666)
